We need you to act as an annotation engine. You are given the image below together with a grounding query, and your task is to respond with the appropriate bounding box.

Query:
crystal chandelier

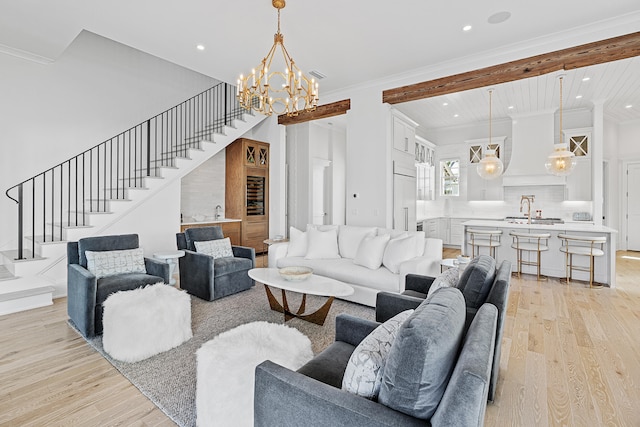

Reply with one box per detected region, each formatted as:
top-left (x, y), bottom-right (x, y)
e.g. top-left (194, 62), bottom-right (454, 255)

top-left (477, 89), bottom-right (504, 179)
top-left (546, 75), bottom-right (576, 176)
top-left (237, 0), bottom-right (318, 117)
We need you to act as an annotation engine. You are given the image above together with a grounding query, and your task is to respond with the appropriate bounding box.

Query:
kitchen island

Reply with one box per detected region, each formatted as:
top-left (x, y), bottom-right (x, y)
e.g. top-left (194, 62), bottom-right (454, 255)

top-left (462, 220), bottom-right (618, 287)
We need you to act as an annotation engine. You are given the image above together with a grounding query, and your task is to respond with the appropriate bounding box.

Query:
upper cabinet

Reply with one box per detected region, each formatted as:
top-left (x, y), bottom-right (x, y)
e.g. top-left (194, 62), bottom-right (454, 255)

top-left (466, 137), bottom-right (505, 201)
top-left (392, 110), bottom-right (418, 155)
top-left (415, 136), bottom-right (435, 201)
top-left (564, 128), bottom-right (592, 201)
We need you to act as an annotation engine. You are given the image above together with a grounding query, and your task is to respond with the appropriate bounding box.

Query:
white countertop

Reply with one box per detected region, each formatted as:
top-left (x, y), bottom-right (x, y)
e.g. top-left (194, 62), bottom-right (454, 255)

top-left (181, 218), bottom-right (241, 225)
top-left (462, 219), bottom-right (617, 234)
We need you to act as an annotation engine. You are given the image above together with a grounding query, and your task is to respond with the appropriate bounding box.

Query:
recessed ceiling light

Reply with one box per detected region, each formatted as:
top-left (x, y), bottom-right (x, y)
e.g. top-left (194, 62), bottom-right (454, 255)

top-left (508, 105), bottom-right (514, 109)
top-left (454, 114), bottom-right (460, 118)
top-left (443, 102), bottom-right (449, 106)
top-left (487, 11), bottom-right (511, 24)
top-left (462, 25), bottom-right (472, 32)
top-left (576, 95), bottom-right (583, 99)
top-left (625, 104), bottom-right (633, 109)
top-left (196, 44), bottom-right (205, 51)
top-left (582, 77), bottom-right (590, 82)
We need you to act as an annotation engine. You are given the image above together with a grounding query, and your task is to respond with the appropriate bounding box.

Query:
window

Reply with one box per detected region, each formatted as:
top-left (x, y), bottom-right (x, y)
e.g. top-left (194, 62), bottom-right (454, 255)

top-left (440, 159), bottom-right (460, 196)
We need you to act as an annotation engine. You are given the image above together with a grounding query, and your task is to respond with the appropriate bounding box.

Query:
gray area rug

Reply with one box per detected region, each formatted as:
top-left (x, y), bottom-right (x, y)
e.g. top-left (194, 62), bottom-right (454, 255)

top-left (77, 284), bottom-right (375, 427)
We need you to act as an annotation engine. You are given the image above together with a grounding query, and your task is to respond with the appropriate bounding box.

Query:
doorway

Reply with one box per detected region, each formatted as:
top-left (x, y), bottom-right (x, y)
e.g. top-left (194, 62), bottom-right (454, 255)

top-left (312, 158), bottom-right (331, 225)
top-left (627, 162), bottom-right (640, 251)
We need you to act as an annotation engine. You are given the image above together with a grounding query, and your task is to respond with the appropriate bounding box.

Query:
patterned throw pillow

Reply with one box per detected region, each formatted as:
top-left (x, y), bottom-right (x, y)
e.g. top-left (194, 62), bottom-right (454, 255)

top-left (194, 238), bottom-right (234, 259)
top-left (426, 267), bottom-right (460, 299)
top-left (342, 309), bottom-right (414, 399)
top-left (85, 248), bottom-right (147, 279)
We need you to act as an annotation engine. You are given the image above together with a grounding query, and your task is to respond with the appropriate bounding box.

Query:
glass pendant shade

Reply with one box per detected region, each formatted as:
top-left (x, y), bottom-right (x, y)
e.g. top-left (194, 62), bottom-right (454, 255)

top-left (545, 143), bottom-right (576, 176)
top-left (477, 149), bottom-right (504, 179)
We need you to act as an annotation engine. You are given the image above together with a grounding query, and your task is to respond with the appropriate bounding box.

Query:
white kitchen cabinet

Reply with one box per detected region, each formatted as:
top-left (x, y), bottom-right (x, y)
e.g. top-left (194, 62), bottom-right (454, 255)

top-left (564, 129), bottom-right (592, 201)
top-left (392, 113), bottom-right (418, 154)
top-left (447, 218), bottom-right (468, 247)
top-left (393, 171), bottom-right (417, 231)
top-left (424, 218), bottom-right (440, 239)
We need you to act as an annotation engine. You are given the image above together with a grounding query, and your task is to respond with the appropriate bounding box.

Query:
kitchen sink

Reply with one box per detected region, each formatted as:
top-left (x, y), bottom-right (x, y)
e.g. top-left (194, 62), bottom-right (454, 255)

top-left (505, 216), bottom-right (564, 225)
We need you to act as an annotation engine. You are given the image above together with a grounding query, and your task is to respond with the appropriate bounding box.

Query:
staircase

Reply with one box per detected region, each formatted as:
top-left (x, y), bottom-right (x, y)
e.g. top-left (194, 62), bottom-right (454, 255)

top-left (1, 82), bottom-right (266, 315)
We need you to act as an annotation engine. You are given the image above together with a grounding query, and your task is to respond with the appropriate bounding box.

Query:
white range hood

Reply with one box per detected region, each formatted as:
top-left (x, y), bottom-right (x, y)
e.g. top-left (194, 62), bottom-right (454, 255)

top-left (502, 111), bottom-right (566, 187)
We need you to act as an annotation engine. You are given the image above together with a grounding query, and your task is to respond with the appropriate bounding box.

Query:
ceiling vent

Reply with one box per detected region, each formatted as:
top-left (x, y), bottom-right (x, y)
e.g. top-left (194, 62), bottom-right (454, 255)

top-left (309, 70), bottom-right (326, 80)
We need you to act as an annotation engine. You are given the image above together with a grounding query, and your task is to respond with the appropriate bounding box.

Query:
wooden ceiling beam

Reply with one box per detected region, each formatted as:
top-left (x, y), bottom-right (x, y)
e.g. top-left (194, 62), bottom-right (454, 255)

top-left (382, 31), bottom-right (640, 105)
top-left (277, 99), bottom-right (351, 126)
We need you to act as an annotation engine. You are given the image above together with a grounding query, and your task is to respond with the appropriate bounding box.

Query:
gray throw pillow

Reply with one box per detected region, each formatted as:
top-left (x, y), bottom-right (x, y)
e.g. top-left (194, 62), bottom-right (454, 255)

top-left (456, 255), bottom-right (496, 309)
top-left (426, 267), bottom-right (460, 299)
top-left (378, 287), bottom-right (466, 420)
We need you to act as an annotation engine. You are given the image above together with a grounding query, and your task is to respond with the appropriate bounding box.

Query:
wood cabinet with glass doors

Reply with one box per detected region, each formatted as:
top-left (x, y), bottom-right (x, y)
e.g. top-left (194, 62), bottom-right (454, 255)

top-left (225, 138), bottom-right (269, 253)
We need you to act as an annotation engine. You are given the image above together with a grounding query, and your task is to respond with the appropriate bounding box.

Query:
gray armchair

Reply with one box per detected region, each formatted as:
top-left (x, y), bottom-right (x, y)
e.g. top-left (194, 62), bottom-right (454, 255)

top-left (176, 226), bottom-right (255, 301)
top-left (254, 287), bottom-right (498, 427)
top-left (375, 255), bottom-right (512, 401)
top-left (67, 234), bottom-right (170, 338)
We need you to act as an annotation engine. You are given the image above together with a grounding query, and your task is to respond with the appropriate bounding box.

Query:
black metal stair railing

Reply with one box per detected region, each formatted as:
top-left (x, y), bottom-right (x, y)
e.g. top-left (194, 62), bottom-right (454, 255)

top-left (5, 82), bottom-right (248, 260)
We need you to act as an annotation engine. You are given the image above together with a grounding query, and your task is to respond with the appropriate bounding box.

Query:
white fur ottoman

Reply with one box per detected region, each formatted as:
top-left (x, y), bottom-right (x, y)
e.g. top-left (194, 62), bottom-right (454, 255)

top-left (102, 283), bottom-right (192, 362)
top-left (196, 321), bottom-right (313, 427)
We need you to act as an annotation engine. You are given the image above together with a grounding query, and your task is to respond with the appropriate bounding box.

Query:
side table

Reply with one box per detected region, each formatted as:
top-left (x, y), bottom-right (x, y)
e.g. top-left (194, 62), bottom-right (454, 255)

top-left (154, 250), bottom-right (185, 285)
top-left (262, 238), bottom-right (289, 267)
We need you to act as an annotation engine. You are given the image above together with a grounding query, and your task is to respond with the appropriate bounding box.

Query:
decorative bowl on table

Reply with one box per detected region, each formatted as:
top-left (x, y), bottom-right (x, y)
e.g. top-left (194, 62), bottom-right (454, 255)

top-left (279, 266), bottom-right (313, 281)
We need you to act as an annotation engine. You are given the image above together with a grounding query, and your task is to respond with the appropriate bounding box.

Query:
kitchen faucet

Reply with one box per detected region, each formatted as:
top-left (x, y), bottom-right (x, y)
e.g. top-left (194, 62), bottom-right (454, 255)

top-left (520, 195), bottom-right (535, 224)
top-left (215, 205), bottom-right (222, 220)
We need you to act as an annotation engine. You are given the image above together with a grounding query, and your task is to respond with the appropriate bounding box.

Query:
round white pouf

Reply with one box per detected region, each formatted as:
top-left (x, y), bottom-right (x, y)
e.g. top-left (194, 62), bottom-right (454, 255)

top-left (102, 283), bottom-right (192, 363)
top-left (196, 321), bottom-right (313, 427)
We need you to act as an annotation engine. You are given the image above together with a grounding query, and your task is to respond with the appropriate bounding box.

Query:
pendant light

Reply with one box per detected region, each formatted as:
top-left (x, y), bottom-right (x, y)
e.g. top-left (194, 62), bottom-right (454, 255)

top-left (545, 75), bottom-right (576, 176)
top-left (477, 89), bottom-right (504, 179)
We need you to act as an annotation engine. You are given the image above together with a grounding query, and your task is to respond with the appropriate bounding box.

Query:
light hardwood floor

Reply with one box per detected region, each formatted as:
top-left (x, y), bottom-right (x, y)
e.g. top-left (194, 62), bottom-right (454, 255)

top-left (1, 251), bottom-right (638, 426)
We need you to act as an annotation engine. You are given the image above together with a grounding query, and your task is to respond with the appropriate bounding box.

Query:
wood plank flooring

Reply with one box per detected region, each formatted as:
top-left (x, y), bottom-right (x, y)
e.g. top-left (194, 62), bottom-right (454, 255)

top-left (1, 251), bottom-right (639, 426)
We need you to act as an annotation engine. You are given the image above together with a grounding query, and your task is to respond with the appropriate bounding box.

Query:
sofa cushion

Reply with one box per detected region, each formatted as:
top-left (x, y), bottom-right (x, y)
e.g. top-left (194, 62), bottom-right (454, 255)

top-left (287, 226), bottom-right (308, 257)
top-left (338, 225), bottom-right (377, 259)
top-left (297, 341), bottom-right (355, 389)
top-left (85, 248), bottom-right (147, 279)
top-left (382, 235), bottom-right (417, 274)
top-left (456, 255), bottom-right (496, 309)
top-left (353, 234), bottom-right (390, 270)
top-left (96, 273), bottom-right (164, 305)
top-left (426, 267), bottom-right (460, 299)
top-left (277, 257), bottom-right (400, 292)
top-left (184, 226), bottom-right (224, 251)
top-left (305, 227), bottom-right (341, 260)
top-left (378, 287), bottom-right (466, 420)
top-left (195, 238), bottom-right (234, 259)
top-left (213, 256), bottom-right (253, 277)
top-left (342, 309), bottom-right (413, 399)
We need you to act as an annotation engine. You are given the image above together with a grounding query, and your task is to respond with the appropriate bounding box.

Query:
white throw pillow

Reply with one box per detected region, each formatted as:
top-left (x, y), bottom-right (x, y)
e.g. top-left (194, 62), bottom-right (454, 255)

top-left (382, 235), bottom-right (418, 274)
top-left (194, 238), bottom-right (234, 259)
top-left (377, 229), bottom-right (425, 256)
top-left (342, 309), bottom-right (414, 399)
top-left (353, 234), bottom-right (391, 270)
top-left (338, 225), bottom-right (377, 259)
top-left (305, 227), bottom-right (340, 259)
top-left (287, 227), bottom-right (308, 257)
top-left (426, 267), bottom-right (460, 299)
top-left (85, 248), bottom-right (147, 279)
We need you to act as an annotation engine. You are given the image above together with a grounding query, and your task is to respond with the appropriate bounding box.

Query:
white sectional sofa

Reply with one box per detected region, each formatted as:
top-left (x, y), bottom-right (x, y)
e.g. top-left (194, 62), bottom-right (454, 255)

top-left (268, 224), bottom-right (443, 307)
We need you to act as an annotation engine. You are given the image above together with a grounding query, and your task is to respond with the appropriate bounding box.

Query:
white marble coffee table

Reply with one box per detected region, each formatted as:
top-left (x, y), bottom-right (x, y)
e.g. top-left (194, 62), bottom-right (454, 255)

top-left (248, 268), bottom-right (354, 325)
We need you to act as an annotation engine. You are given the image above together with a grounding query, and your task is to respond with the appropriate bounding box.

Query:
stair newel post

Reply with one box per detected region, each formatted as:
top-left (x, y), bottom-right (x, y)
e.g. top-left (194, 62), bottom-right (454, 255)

top-left (146, 119), bottom-right (151, 177)
top-left (16, 183), bottom-right (23, 260)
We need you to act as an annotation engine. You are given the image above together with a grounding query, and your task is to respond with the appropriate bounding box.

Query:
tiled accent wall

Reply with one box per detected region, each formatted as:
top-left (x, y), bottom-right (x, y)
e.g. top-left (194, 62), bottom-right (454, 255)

top-left (180, 150), bottom-right (226, 221)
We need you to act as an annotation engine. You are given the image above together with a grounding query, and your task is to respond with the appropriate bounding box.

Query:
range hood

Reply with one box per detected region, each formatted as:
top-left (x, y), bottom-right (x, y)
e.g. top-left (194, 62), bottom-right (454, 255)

top-left (502, 111), bottom-right (566, 187)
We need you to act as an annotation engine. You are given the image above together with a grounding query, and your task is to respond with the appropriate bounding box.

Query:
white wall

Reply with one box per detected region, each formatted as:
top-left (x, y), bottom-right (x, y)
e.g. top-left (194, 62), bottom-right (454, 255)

top-left (180, 150), bottom-right (226, 221)
top-left (0, 30), bottom-right (217, 251)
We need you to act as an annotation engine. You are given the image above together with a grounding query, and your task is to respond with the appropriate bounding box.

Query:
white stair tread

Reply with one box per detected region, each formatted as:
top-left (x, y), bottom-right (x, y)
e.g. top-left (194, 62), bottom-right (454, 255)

top-left (0, 276), bottom-right (54, 301)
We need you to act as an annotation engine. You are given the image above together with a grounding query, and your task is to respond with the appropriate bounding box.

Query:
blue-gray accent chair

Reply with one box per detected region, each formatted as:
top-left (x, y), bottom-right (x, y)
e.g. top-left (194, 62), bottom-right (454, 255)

top-left (375, 255), bottom-right (512, 401)
top-left (67, 233), bottom-right (170, 338)
top-left (176, 226), bottom-right (255, 301)
top-left (254, 287), bottom-right (498, 427)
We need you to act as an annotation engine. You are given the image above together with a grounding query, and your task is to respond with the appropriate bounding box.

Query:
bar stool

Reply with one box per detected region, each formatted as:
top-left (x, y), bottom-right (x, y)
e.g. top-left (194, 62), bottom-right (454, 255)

top-left (467, 228), bottom-right (502, 259)
top-left (509, 231), bottom-right (550, 280)
top-left (558, 233), bottom-right (606, 288)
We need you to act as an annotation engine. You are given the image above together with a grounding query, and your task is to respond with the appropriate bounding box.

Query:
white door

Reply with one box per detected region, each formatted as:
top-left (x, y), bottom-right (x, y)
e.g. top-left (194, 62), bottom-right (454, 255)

top-left (312, 160), bottom-right (330, 225)
top-left (627, 162), bottom-right (640, 250)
